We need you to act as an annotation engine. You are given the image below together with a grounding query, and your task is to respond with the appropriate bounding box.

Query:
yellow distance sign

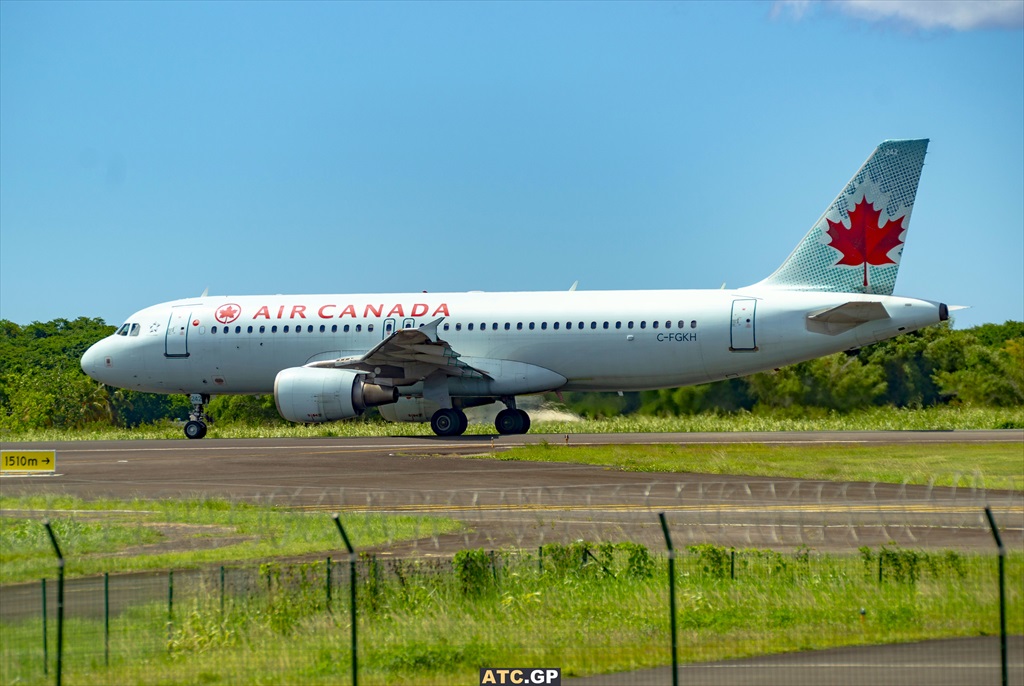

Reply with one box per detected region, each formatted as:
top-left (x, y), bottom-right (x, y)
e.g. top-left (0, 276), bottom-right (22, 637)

top-left (1, 450), bottom-right (56, 473)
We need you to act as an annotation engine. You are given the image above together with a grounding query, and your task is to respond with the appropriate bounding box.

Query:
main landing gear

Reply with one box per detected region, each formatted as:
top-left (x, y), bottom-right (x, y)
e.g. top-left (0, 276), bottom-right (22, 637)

top-left (428, 399), bottom-right (532, 437)
top-left (184, 393), bottom-right (211, 440)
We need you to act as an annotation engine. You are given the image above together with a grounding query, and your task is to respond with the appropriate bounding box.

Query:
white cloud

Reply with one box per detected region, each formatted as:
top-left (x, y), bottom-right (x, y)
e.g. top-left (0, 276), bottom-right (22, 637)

top-left (773, 0), bottom-right (1024, 31)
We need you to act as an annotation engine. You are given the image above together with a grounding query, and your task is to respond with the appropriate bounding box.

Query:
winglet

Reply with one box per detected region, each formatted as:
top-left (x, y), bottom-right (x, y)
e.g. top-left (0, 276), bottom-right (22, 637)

top-left (418, 317), bottom-right (444, 343)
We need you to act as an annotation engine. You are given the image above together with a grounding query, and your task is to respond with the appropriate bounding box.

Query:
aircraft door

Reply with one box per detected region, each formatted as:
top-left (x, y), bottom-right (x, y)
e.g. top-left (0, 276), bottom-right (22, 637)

top-left (402, 318), bottom-right (415, 330)
top-left (383, 318), bottom-right (396, 339)
top-left (730, 299), bottom-right (757, 351)
top-left (165, 307), bottom-right (191, 357)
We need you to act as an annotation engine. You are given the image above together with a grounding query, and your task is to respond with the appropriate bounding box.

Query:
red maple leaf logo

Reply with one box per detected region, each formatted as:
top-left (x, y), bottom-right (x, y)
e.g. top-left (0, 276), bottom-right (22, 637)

top-left (215, 304), bottom-right (241, 324)
top-left (825, 197), bottom-right (905, 288)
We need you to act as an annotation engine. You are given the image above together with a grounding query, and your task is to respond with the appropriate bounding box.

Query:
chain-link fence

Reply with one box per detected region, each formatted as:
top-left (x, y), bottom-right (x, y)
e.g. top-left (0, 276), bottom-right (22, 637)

top-left (1, 482), bottom-right (1021, 685)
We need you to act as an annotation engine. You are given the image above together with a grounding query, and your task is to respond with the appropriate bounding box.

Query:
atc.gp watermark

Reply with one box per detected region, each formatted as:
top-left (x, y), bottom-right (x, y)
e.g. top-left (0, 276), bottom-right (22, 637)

top-left (480, 667), bottom-right (561, 685)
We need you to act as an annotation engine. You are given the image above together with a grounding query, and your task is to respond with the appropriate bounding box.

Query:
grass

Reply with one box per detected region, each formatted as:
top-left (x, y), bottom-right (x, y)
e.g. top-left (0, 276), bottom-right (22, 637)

top-left (475, 442), bottom-right (1024, 491)
top-left (1, 544), bottom-right (1020, 685)
top-left (1, 404), bottom-right (1021, 442)
top-left (0, 495), bottom-right (463, 585)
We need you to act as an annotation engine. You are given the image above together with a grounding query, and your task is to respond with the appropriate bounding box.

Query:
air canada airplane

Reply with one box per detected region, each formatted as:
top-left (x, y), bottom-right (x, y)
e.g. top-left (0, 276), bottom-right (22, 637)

top-left (82, 139), bottom-right (948, 439)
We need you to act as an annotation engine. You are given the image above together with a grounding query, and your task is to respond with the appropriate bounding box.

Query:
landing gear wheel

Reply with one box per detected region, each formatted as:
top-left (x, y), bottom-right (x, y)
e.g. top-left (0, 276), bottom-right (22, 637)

top-left (496, 408), bottom-right (531, 434)
top-left (185, 393), bottom-right (212, 439)
top-left (516, 409), bottom-right (531, 434)
top-left (495, 408), bottom-right (524, 435)
top-left (184, 420), bottom-right (207, 440)
top-left (431, 408), bottom-right (467, 437)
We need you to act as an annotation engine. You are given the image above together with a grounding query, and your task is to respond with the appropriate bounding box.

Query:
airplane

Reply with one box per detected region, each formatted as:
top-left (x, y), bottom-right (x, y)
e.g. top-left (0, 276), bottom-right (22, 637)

top-left (81, 139), bottom-right (948, 439)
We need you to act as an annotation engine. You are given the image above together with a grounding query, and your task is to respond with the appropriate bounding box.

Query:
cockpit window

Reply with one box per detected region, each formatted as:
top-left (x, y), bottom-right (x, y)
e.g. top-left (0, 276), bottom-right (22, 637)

top-left (129, 324), bottom-right (141, 337)
top-left (117, 324), bottom-right (130, 336)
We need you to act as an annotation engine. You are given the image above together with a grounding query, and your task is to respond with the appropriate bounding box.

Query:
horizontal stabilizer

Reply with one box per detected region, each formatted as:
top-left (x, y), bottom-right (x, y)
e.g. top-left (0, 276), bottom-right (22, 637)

top-left (806, 301), bottom-right (889, 335)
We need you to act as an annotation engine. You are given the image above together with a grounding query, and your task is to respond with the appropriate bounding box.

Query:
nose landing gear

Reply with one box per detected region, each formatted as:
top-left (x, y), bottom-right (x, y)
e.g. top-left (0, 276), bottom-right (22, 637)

top-left (184, 393), bottom-right (211, 439)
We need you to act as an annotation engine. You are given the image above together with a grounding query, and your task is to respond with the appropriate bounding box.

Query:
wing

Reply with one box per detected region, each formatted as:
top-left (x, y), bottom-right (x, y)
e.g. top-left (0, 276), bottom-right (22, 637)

top-left (304, 318), bottom-right (489, 386)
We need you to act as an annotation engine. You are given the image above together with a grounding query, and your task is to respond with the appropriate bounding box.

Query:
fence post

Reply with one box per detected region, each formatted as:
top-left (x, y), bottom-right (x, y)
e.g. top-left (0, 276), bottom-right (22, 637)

top-left (332, 514), bottom-right (358, 686)
top-left (168, 570), bottom-right (174, 647)
top-left (220, 566), bottom-right (225, 619)
top-left (538, 546), bottom-right (543, 574)
top-left (104, 572), bottom-right (110, 667)
top-left (326, 557), bottom-right (332, 610)
top-left (984, 507), bottom-right (1008, 686)
top-left (730, 550), bottom-right (736, 580)
top-left (41, 578), bottom-right (48, 677)
top-left (42, 521), bottom-right (64, 686)
top-left (878, 553), bottom-right (883, 583)
top-left (658, 513), bottom-right (679, 686)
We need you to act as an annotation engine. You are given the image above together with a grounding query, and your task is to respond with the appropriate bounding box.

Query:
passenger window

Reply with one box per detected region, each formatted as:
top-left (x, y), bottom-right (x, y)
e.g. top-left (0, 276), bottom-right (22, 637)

top-left (492, 323), bottom-right (498, 330)
top-left (678, 320), bottom-right (685, 329)
top-left (691, 320), bottom-right (697, 328)
top-left (468, 323), bottom-right (474, 331)
top-left (504, 323), bottom-right (510, 330)
top-left (627, 321), bottom-right (634, 329)
top-left (443, 323), bottom-right (450, 331)
top-left (260, 326), bottom-right (266, 334)
top-left (578, 322), bottom-right (584, 330)
top-left (368, 324), bottom-right (374, 332)
top-left (284, 326), bottom-right (290, 333)
top-left (456, 323), bottom-right (462, 331)
top-left (247, 326), bottom-right (253, 333)
top-left (355, 324), bottom-right (362, 332)
top-left (640, 321), bottom-right (646, 329)
top-left (517, 323), bottom-right (523, 330)
top-left (590, 322), bottom-right (596, 329)
top-left (553, 322), bottom-right (560, 330)
top-left (615, 322), bottom-right (622, 329)
top-left (653, 321), bottom-right (659, 329)
top-left (271, 326), bottom-right (278, 333)
top-left (320, 325), bottom-right (325, 333)
top-left (541, 322), bottom-right (547, 330)
top-left (603, 322), bottom-right (609, 329)
top-left (129, 324), bottom-right (141, 336)
top-left (331, 325), bottom-right (337, 333)
top-left (236, 326), bottom-right (242, 334)
top-left (665, 321), bottom-right (671, 329)
top-left (529, 323), bottom-right (535, 330)
top-left (480, 323), bottom-right (486, 330)
top-left (343, 324), bottom-right (350, 332)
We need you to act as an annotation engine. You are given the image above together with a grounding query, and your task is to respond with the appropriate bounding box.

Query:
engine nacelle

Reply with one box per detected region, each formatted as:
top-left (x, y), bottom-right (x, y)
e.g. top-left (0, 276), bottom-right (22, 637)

top-left (274, 368), bottom-right (398, 423)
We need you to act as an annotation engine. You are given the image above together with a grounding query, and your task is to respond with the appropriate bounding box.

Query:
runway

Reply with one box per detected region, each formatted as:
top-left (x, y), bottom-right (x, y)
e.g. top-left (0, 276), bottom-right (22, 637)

top-left (2, 430), bottom-right (1021, 553)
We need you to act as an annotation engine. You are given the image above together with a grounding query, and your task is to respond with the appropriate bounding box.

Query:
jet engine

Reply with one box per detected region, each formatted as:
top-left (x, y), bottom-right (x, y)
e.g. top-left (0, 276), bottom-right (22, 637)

top-left (274, 368), bottom-right (397, 423)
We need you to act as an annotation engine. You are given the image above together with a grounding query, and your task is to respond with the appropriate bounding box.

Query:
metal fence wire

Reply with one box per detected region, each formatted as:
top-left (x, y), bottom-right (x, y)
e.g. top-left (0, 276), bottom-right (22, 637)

top-left (1, 481), bottom-right (1021, 686)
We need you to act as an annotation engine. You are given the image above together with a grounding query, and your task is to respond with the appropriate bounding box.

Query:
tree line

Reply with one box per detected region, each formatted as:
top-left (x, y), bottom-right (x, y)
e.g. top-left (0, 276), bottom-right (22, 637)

top-left (0, 317), bottom-right (1020, 433)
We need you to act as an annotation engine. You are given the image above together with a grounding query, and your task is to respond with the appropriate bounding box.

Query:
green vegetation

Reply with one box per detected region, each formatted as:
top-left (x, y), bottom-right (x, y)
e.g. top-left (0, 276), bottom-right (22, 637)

top-left (0, 495), bottom-right (462, 585)
top-left (2, 544), bottom-right (1020, 685)
top-left (1, 317), bottom-right (1021, 437)
top-left (476, 441), bottom-right (1024, 491)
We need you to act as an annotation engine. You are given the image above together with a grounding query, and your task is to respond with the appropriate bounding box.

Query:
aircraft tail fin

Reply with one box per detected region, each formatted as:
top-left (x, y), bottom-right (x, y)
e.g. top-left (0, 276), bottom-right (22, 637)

top-left (753, 139), bottom-right (929, 296)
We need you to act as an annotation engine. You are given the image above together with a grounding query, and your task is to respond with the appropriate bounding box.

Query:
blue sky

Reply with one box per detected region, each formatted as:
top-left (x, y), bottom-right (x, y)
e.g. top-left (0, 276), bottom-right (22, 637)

top-left (1, 1), bottom-right (1021, 330)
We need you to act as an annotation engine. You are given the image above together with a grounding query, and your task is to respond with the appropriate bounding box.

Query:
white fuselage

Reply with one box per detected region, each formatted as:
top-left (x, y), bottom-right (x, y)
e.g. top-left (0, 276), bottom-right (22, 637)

top-left (81, 288), bottom-right (944, 397)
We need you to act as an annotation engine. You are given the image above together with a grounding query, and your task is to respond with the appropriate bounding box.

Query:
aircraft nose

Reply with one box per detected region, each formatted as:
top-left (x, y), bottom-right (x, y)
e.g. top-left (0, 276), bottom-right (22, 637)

top-left (81, 341), bottom-right (109, 382)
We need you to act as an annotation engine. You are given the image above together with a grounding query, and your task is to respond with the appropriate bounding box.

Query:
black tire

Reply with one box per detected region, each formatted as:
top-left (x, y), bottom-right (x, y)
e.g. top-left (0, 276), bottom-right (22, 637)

top-left (431, 408), bottom-right (466, 437)
top-left (455, 409), bottom-right (468, 435)
top-left (516, 409), bottom-right (531, 434)
top-left (184, 420), bottom-right (206, 440)
top-left (495, 408), bottom-right (522, 435)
